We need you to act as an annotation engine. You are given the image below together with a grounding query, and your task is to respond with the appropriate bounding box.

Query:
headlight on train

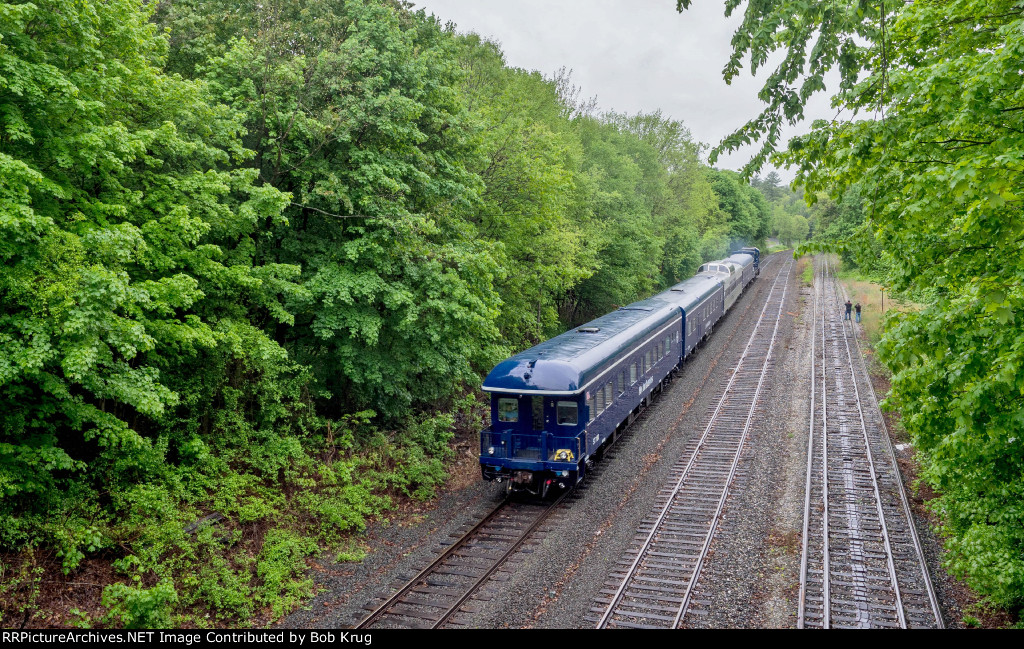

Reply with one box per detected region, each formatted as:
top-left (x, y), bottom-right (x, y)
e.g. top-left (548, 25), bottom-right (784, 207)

top-left (488, 446), bottom-right (495, 455)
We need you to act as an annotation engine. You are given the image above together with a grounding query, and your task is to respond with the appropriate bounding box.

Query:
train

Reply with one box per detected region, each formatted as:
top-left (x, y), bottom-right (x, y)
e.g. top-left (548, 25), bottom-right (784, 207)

top-left (479, 247), bottom-right (761, 497)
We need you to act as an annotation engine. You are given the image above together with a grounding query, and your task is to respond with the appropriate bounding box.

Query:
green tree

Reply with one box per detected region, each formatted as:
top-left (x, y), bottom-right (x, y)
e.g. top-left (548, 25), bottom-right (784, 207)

top-left (771, 203), bottom-right (810, 247)
top-left (811, 184), bottom-right (884, 271)
top-left (562, 117), bottom-right (666, 320)
top-left (680, 0), bottom-right (1024, 607)
top-left (159, 0), bottom-right (506, 420)
top-left (610, 110), bottom-right (718, 284)
top-left (707, 169), bottom-right (770, 248)
top-left (752, 170), bottom-right (784, 203)
top-left (0, 0), bottom-right (295, 552)
top-left (455, 34), bottom-right (593, 346)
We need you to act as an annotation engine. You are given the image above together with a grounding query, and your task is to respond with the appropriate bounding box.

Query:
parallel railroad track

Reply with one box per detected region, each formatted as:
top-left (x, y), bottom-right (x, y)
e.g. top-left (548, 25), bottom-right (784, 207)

top-left (355, 493), bottom-right (565, 629)
top-left (591, 256), bottom-right (794, 629)
top-left (797, 258), bottom-right (943, 629)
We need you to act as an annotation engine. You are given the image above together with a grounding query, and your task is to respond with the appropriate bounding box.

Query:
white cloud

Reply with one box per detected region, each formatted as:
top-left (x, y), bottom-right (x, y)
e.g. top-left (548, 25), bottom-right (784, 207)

top-left (415, 0), bottom-right (836, 183)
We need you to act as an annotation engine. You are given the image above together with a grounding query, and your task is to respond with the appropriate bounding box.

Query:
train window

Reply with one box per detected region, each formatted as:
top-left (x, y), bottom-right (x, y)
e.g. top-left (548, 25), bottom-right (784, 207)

top-left (645, 350), bottom-right (652, 369)
top-left (498, 398), bottom-right (518, 422)
top-left (587, 395), bottom-right (596, 423)
top-left (557, 401), bottom-right (578, 426)
top-left (665, 335), bottom-right (671, 352)
top-left (619, 371), bottom-right (625, 393)
top-left (630, 363), bottom-right (637, 384)
top-left (605, 382), bottom-right (613, 407)
top-left (596, 386), bottom-right (605, 414)
top-left (532, 396), bottom-right (544, 431)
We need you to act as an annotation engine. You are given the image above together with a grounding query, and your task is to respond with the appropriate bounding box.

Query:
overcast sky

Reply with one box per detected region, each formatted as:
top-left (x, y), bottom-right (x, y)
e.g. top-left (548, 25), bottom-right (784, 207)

top-left (413, 0), bottom-right (835, 182)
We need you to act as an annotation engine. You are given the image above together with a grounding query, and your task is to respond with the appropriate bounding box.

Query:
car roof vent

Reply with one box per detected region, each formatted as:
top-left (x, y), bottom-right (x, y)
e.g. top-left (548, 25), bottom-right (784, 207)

top-left (577, 326), bottom-right (600, 333)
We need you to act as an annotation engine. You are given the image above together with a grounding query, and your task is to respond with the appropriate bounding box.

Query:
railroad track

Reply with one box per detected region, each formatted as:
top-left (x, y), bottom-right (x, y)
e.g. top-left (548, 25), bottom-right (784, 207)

top-left (591, 257), bottom-right (794, 629)
top-left (797, 257), bottom-right (943, 629)
top-left (355, 493), bottom-right (565, 629)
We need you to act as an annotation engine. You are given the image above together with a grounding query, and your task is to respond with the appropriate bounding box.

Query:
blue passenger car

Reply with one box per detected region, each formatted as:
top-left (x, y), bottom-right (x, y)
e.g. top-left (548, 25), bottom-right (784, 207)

top-left (479, 248), bottom-right (764, 497)
top-left (480, 298), bottom-right (683, 496)
top-left (654, 274), bottom-right (726, 359)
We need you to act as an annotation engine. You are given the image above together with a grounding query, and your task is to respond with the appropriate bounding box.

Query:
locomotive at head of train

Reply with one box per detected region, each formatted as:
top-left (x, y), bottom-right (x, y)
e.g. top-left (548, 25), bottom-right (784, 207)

top-left (479, 247), bottom-right (760, 497)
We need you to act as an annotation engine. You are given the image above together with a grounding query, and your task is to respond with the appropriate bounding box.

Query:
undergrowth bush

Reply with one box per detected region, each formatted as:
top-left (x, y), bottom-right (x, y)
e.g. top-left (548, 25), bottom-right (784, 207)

top-left (102, 581), bottom-right (178, 629)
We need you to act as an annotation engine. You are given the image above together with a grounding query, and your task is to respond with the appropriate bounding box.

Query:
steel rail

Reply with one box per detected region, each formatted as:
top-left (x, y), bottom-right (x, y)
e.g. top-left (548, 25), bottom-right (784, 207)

top-left (355, 492), bottom-right (566, 629)
top-left (831, 264), bottom-right (945, 629)
top-left (362, 253), bottom-right (788, 631)
top-left (796, 258), bottom-right (819, 629)
top-left (595, 257), bottom-right (793, 629)
top-left (820, 259), bottom-right (831, 628)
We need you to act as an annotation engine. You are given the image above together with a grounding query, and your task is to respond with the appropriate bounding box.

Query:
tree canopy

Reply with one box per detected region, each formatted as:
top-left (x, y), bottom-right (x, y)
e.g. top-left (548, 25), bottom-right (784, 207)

top-left (679, 0), bottom-right (1024, 607)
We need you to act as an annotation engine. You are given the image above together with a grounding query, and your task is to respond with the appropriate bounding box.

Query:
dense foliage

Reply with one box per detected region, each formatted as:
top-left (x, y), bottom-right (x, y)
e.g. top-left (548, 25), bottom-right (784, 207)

top-left (752, 171), bottom-right (812, 248)
top-left (682, 0), bottom-right (1024, 610)
top-left (0, 0), bottom-right (778, 626)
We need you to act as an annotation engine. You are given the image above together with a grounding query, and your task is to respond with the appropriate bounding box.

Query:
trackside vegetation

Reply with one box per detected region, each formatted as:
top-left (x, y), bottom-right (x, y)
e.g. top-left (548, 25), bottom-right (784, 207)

top-left (0, 0), bottom-right (811, 626)
top-left (681, 0), bottom-right (1024, 615)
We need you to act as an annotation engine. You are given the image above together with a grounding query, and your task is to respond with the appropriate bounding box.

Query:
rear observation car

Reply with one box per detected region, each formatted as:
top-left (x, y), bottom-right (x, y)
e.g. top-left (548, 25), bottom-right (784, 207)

top-left (480, 299), bottom-right (682, 496)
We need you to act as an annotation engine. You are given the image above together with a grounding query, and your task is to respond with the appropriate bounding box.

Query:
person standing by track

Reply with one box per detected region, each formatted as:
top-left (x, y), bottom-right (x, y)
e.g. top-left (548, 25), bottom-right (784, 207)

top-left (844, 299), bottom-right (852, 321)
top-left (855, 302), bottom-right (862, 323)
